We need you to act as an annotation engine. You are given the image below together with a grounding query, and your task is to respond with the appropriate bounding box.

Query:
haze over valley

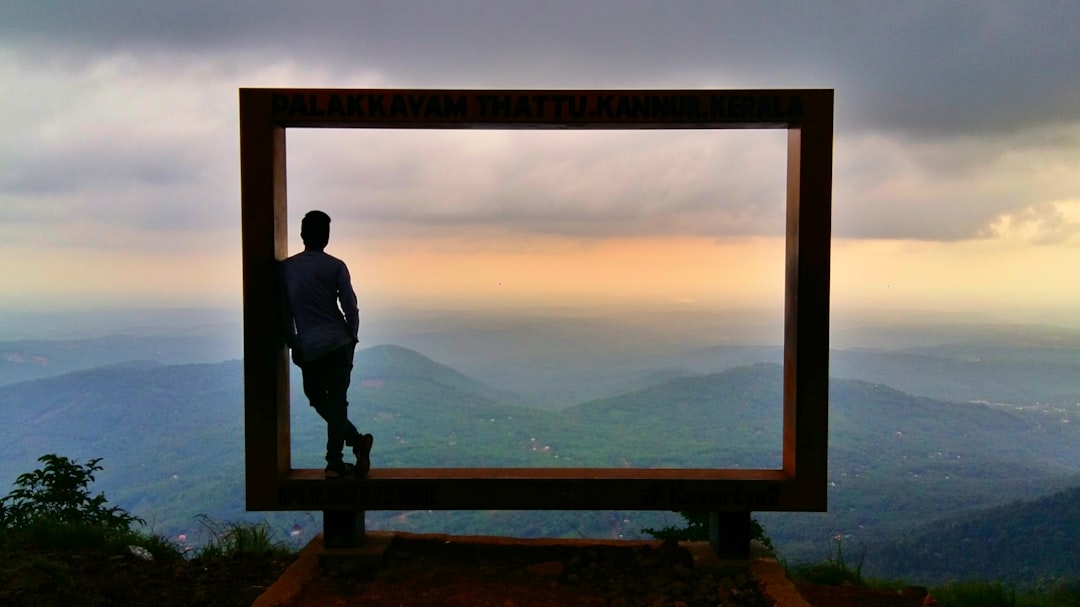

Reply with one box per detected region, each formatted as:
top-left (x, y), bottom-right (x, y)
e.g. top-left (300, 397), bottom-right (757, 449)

top-left (2, 306), bottom-right (1080, 583)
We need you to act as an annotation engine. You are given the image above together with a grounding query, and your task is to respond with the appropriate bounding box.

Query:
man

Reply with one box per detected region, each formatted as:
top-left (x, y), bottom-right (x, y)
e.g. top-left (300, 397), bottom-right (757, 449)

top-left (280, 210), bottom-right (373, 478)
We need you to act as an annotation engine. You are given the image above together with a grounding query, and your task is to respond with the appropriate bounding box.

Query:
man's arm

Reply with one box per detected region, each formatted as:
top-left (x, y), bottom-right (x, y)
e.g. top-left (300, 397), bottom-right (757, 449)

top-left (277, 261), bottom-right (299, 349)
top-left (338, 263), bottom-right (360, 341)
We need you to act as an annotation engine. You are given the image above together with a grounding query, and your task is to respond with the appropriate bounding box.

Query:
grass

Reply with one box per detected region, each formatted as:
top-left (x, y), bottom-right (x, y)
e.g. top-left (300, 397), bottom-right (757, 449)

top-left (784, 536), bottom-right (1080, 607)
top-left (0, 454), bottom-right (298, 606)
top-left (787, 561), bottom-right (1080, 607)
top-left (929, 580), bottom-right (1080, 607)
top-left (789, 562), bottom-right (1080, 607)
top-left (1, 516), bottom-right (296, 562)
top-left (0, 518), bottom-right (299, 607)
top-left (1, 518), bottom-right (183, 560)
top-left (192, 515), bottom-right (294, 559)
top-left (789, 535), bottom-right (866, 586)
top-left (930, 581), bottom-right (1017, 607)
top-left (0, 453), bottom-right (296, 567)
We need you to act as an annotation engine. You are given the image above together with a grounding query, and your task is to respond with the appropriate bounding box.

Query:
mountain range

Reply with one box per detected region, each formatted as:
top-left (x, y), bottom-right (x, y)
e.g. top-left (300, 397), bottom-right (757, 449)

top-left (4, 325), bottom-right (1080, 583)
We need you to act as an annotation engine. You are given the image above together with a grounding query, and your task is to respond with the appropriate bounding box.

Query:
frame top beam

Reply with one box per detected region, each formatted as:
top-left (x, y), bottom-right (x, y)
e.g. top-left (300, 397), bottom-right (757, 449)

top-left (242, 87), bottom-right (830, 129)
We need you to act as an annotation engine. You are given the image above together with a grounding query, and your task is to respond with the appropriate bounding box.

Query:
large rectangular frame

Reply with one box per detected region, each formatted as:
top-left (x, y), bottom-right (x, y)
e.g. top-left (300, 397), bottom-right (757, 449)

top-left (240, 88), bottom-right (832, 513)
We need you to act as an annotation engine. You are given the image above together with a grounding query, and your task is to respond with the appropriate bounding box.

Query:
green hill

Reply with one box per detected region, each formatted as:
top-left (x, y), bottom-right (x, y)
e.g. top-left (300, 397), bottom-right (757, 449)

top-left (563, 364), bottom-right (784, 469)
top-left (869, 484), bottom-right (1080, 584)
top-left (3, 347), bottom-right (1080, 580)
top-left (331, 345), bottom-right (555, 469)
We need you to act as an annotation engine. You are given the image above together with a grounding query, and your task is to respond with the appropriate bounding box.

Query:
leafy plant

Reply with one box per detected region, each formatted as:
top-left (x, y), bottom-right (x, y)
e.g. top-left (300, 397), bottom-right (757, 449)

top-left (642, 511), bottom-right (709, 541)
top-left (641, 511), bottom-right (776, 553)
top-left (0, 454), bottom-right (143, 532)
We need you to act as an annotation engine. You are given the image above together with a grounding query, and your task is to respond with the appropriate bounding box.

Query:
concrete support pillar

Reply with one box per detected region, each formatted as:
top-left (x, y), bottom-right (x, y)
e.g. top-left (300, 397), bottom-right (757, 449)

top-left (708, 511), bottom-right (751, 558)
top-left (323, 510), bottom-right (365, 549)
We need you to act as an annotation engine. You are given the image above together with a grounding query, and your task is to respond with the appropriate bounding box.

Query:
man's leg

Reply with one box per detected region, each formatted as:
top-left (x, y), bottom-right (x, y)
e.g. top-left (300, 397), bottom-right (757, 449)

top-left (324, 343), bottom-right (363, 444)
top-left (308, 404), bottom-right (362, 448)
top-left (325, 344), bottom-right (373, 474)
top-left (301, 350), bottom-right (350, 468)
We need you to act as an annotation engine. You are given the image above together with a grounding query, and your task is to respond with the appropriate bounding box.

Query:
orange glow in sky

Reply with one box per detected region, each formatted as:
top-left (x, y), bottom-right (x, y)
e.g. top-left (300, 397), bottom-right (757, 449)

top-left (334, 235), bottom-right (785, 310)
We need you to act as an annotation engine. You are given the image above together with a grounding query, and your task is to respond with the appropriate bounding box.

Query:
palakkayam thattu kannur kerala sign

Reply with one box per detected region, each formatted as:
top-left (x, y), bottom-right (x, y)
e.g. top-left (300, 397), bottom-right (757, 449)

top-left (239, 88), bottom-right (832, 517)
top-left (268, 90), bottom-right (805, 125)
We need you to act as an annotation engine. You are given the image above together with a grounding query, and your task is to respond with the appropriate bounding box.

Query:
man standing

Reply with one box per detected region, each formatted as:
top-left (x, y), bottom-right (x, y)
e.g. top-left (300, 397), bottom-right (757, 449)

top-left (280, 210), bottom-right (373, 478)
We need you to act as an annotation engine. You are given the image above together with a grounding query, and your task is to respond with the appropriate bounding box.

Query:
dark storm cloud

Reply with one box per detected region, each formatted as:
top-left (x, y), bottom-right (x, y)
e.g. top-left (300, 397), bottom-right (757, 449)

top-left (2, 2), bottom-right (1078, 247)
top-left (4, 2), bottom-right (1077, 138)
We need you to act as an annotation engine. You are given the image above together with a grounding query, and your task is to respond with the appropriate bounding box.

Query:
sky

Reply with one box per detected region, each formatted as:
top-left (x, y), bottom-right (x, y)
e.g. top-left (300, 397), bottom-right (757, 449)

top-left (2, 2), bottom-right (1079, 327)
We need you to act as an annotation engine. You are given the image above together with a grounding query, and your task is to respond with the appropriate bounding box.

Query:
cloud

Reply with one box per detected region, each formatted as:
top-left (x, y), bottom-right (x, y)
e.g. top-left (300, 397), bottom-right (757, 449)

top-left (0, 59), bottom-right (245, 257)
top-left (833, 124), bottom-right (1080, 241)
top-left (823, 3), bottom-right (1080, 137)
top-left (0, 2), bottom-right (1077, 253)
top-left (284, 128), bottom-right (788, 242)
top-left (4, 2), bottom-right (1077, 137)
top-left (980, 199), bottom-right (1080, 245)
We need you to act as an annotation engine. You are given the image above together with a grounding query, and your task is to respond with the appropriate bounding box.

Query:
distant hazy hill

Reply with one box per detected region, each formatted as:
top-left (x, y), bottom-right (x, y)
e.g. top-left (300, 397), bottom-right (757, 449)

top-left (869, 484), bottom-right (1080, 584)
top-left (557, 364), bottom-right (1080, 564)
top-left (830, 345), bottom-right (1080, 407)
top-left (0, 335), bottom-right (240, 387)
top-left (4, 318), bottom-right (1079, 412)
top-left (829, 322), bottom-right (1080, 407)
top-left (313, 345), bottom-right (552, 470)
top-left (563, 364), bottom-right (784, 469)
top-left (783, 378), bottom-right (1080, 564)
top-left (0, 360), bottom-right (243, 468)
top-left (355, 344), bottom-right (520, 406)
top-left (2, 345), bottom-right (1080, 582)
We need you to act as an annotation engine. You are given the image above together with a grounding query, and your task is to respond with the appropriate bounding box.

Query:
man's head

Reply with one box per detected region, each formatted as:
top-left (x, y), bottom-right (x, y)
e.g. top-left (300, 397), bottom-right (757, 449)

top-left (301, 210), bottom-right (331, 250)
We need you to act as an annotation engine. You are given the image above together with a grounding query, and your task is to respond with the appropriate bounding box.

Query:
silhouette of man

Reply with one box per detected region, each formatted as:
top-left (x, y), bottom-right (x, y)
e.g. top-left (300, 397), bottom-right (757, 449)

top-left (280, 210), bottom-right (372, 478)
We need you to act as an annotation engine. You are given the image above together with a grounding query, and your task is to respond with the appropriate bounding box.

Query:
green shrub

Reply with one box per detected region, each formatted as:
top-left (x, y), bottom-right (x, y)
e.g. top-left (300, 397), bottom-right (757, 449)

top-left (0, 454), bottom-right (143, 532)
top-left (0, 453), bottom-right (193, 561)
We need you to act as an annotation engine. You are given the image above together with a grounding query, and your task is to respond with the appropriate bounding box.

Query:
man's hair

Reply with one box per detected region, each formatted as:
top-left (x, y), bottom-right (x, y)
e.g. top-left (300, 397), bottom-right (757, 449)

top-left (301, 210), bottom-right (331, 249)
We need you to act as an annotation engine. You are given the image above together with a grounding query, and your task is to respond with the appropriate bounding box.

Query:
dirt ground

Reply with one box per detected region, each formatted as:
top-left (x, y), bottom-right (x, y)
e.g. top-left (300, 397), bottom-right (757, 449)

top-left (290, 534), bottom-right (766, 607)
top-left (795, 583), bottom-right (933, 607)
top-left (0, 533), bottom-right (932, 607)
top-left (274, 534), bottom-right (932, 607)
top-left (0, 545), bottom-right (293, 607)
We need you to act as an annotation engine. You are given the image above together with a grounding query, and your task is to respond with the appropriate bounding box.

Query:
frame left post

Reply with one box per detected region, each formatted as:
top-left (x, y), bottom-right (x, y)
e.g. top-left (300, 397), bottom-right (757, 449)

top-left (240, 89), bottom-right (291, 509)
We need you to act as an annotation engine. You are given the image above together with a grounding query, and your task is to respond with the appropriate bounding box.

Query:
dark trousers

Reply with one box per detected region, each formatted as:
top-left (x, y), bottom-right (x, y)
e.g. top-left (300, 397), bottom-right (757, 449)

top-left (300, 344), bottom-right (362, 463)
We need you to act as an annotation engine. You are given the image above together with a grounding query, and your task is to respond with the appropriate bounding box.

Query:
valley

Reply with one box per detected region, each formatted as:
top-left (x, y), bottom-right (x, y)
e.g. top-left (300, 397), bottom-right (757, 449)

top-left (2, 310), bottom-right (1080, 583)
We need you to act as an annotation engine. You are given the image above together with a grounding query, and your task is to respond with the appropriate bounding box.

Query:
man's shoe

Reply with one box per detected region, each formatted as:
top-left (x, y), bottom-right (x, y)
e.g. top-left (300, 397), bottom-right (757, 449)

top-left (324, 460), bottom-right (355, 479)
top-left (354, 434), bottom-right (374, 477)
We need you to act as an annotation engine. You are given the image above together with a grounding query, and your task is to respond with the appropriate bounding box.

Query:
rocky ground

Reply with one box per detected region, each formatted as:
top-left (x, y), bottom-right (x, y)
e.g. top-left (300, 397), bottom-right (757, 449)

top-left (288, 534), bottom-right (932, 607)
top-left (1, 535), bottom-right (932, 607)
top-left (295, 535), bottom-right (770, 607)
top-left (0, 545), bottom-right (294, 607)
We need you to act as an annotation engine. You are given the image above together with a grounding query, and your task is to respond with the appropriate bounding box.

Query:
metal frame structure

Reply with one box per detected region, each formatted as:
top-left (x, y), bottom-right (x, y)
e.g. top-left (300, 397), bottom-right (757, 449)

top-left (239, 88), bottom-right (832, 547)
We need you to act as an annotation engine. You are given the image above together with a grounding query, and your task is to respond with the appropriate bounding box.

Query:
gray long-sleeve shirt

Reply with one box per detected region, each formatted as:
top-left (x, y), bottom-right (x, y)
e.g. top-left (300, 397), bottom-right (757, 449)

top-left (280, 250), bottom-right (359, 363)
